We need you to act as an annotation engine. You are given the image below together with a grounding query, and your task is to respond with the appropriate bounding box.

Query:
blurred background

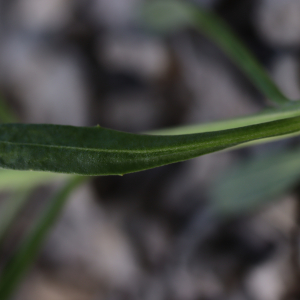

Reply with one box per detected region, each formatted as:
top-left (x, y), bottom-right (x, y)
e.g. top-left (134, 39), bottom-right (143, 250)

top-left (1, 0), bottom-right (300, 299)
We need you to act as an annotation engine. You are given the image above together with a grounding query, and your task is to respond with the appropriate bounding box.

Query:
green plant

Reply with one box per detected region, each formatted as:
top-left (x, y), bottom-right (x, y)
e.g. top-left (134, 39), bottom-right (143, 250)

top-left (1, 0), bottom-right (300, 299)
top-left (1, 3), bottom-right (300, 176)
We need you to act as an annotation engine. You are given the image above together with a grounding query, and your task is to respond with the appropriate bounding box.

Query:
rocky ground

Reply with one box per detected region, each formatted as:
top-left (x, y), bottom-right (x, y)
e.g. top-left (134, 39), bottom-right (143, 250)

top-left (1, 0), bottom-right (300, 299)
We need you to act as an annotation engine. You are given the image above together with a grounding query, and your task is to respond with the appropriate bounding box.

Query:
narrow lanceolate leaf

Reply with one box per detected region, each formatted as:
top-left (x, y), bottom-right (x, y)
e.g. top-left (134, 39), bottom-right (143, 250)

top-left (150, 102), bottom-right (300, 135)
top-left (149, 102), bottom-right (300, 148)
top-left (1, 117), bottom-right (300, 175)
top-left (143, 0), bottom-right (291, 105)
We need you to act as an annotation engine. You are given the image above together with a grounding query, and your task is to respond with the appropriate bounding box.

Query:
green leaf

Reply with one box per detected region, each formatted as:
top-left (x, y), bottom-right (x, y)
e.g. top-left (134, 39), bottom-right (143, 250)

top-left (149, 102), bottom-right (300, 135)
top-left (0, 116), bottom-right (300, 175)
top-left (0, 2), bottom-right (296, 175)
top-left (149, 102), bottom-right (300, 149)
top-left (0, 176), bottom-right (86, 300)
top-left (211, 148), bottom-right (300, 216)
top-left (142, 0), bottom-right (291, 105)
top-left (0, 169), bottom-right (68, 191)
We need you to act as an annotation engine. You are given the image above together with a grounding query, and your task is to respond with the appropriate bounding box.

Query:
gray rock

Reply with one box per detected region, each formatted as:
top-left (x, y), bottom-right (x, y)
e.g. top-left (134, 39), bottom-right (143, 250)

top-left (271, 54), bottom-right (300, 101)
top-left (42, 183), bottom-right (141, 290)
top-left (100, 91), bottom-right (162, 132)
top-left (14, 271), bottom-right (94, 300)
top-left (177, 43), bottom-right (260, 123)
top-left (256, 0), bottom-right (300, 47)
top-left (88, 0), bottom-right (140, 28)
top-left (0, 37), bottom-right (89, 126)
top-left (245, 196), bottom-right (298, 300)
top-left (7, 0), bottom-right (72, 33)
top-left (100, 33), bottom-right (170, 80)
